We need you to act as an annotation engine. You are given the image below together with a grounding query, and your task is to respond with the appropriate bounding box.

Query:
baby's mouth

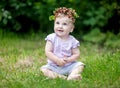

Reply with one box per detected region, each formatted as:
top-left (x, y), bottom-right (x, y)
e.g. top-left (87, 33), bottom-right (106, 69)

top-left (58, 29), bottom-right (64, 32)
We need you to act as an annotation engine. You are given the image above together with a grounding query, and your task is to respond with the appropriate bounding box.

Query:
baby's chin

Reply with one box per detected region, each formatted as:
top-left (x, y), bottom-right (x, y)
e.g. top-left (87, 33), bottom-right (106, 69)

top-left (55, 32), bottom-right (63, 37)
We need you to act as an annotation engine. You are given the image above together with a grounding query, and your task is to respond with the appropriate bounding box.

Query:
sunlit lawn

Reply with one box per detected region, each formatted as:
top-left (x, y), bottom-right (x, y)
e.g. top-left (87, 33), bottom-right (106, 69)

top-left (0, 32), bottom-right (120, 88)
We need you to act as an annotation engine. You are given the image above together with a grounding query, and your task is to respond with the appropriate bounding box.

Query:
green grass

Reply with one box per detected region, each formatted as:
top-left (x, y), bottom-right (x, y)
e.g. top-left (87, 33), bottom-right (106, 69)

top-left (0, 32), bottom-right (120, 88)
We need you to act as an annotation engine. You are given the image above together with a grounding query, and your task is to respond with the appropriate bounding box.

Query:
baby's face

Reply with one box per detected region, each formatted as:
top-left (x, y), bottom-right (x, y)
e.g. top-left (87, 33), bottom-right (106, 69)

top-left (54, 16), bottom-right (74, 38)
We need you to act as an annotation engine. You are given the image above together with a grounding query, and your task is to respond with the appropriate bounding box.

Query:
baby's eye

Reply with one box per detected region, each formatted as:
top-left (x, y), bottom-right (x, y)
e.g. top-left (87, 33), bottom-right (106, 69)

top-left (63, 23), bottom-right (67, 25)
top-left (56, 21), bottom-right (59, 24)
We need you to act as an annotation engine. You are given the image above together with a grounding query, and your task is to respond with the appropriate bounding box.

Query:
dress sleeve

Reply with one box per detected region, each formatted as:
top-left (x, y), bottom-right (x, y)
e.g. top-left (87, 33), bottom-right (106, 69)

top-left (45, 33), bottom-right (55, 43)
top-left (72, 37), bottom-right (80, 48)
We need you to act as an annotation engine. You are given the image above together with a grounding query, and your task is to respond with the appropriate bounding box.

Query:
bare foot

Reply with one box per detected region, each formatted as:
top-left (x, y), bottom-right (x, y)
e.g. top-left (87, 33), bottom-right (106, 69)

top-left (67, 74), bottom-right (82, 81)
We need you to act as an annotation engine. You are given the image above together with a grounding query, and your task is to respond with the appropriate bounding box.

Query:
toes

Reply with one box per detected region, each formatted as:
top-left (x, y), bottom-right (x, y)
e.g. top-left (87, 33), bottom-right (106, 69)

top-left (67, 74), bottom-right (82, 81)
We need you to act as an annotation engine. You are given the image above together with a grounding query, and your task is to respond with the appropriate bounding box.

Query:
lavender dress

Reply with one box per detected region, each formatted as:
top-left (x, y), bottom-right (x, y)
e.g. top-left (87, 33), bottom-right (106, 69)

top-left (41, 33), bottom-right (84, 75)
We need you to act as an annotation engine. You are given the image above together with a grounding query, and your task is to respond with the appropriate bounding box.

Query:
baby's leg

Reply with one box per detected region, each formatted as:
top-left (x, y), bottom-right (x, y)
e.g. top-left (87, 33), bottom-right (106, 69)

top-left (67, 65), bottom-right (84, 80)
top-left (40, 68), bottom-right (67, 79)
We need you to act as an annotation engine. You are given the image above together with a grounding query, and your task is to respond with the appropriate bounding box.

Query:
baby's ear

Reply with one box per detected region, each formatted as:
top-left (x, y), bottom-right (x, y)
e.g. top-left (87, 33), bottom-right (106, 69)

top-left (70, 29), bottom-right (73, 33)
top-left (70, 25), bottom-right (74, 33)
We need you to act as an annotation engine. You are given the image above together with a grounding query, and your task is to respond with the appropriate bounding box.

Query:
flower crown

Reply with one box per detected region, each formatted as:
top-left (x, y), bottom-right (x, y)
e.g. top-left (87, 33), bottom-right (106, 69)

top-left (49, 7), bottom-right (79, 22)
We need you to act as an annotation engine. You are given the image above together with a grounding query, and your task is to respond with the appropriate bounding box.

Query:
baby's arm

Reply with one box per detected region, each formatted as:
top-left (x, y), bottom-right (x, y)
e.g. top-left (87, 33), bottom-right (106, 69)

top-left (64, 47), bottom-right (80, 63)
top-left (45, 40), bottom-right (66, 66)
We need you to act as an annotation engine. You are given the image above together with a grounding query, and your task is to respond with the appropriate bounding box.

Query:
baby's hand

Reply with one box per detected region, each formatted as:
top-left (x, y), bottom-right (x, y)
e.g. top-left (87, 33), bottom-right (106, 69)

top-left (56, 59), bottom-right (66, 66)
top-left (63, 58), bottom-right (70, 63)
top-left (63, 58), bottom-right (67, 62)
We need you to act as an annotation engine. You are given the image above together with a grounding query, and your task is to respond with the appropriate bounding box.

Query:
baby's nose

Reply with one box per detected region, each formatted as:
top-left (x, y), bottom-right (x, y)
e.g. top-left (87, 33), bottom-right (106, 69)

top-left (59, 24), bottom-right (63, 28)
